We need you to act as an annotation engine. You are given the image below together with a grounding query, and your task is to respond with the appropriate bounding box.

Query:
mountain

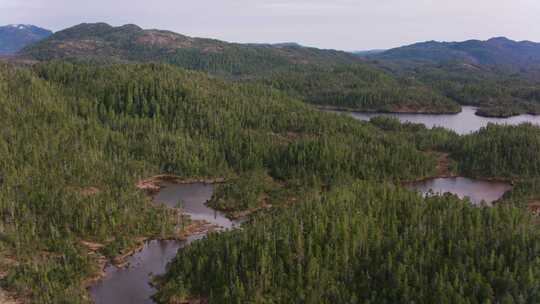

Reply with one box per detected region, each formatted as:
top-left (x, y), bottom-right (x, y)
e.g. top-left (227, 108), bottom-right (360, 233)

top-left (357, 37), bottom-right (540, 117)
top-left (369, 37), bottom-right (540, 68)
top-left (354, 49), bottom-right (386, 56)
top-left (20, 23), bottom-right (457, 114)
top-left (20, 23), bottom-right (361, 75)
top-left (0, 24), bottom-right (52, 55)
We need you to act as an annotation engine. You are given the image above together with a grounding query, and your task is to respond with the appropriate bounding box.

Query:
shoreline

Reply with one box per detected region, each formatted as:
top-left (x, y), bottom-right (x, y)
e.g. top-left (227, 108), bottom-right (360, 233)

top-left (83, 218), bottom-right (219, 290)
top-left (136, 175), bottom-right (227, 196)
top-left (84, 175), bottom-right (227, 298)
top-left (406, 174), bottom-right (514, 185)
top-left (319, 104), bottom-right (540, 119)
top-left (475, 108), bottom-right (540, 119)
top-left (315, 105), bottom-right (462, 115)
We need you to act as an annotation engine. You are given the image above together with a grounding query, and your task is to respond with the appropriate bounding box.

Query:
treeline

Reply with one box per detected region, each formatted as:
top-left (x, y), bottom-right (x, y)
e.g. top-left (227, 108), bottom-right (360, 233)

top-left (500, 179), bottom-right (540, 208)
top-left (21, 23), bottom-right (458, 114)
top-left (384, 61), bottom-right (540, 117)
top-left (262, 65), bottom-right (460, 113)
top-left (0, 63), bottom-right (178, 303)
top-left (450, 124), bottom-right (540, 179)
top-left (155, 181), bottom-right (540, 304)
top-left (0, 61), bottom-right (437, 303)
top-left (367, 116), bottom-right (540, 181)
top-left (444, 81), bottom-right (540, 117)
top-left (34, 61), bottom-right (436, 182)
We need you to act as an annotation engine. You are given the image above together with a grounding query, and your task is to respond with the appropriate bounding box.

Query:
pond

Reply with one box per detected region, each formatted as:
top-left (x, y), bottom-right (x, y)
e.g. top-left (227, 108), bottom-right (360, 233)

top-left (89, 183), bottom-right (238, 304)
top-left (407, 177), bottom-right (512, 205)
top-left (335, 106), bottom-right (540, 134)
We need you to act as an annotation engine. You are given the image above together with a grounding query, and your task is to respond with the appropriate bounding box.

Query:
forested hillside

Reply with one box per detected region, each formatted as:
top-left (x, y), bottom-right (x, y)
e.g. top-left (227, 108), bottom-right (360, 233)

top-left (399, 62), bottom-right (540, 117)
top-left (1, 60), bottom-right (540, 303)
top-left (18, 24), bottom-right (540, 117)
top-left (154, 117), bottom-right (540, 304)
top-left (18, 23), bottom-right (458, 114)
top-left (368, 37), bottom-right (540, 68)
top-left (364, 38), bottom-right (540, 117)
top-left (451, 124), bottom-right (540, 179)
top-left (156, 181), bottom-right (540, 304)
top-left (263, 65), bottom-right (459, 113)
top-left (0, 61), bottom-right (439, 303)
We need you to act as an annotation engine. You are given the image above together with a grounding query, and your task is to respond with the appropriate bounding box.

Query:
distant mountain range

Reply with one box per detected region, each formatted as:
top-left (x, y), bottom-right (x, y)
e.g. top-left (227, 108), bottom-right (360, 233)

top-left (8, 22), bottom-right (540, 116)
top-left (367, 37), bottom-right (540, 69)
top-left (0, 24), bottom-right (52, 55)
top-left (18, 22), bottom-right (458, 114)
top-left (17, 23), bottom-right (540, 71)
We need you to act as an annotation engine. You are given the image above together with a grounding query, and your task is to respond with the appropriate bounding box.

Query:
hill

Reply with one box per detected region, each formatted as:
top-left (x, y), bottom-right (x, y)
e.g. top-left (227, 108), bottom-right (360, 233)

top-left (354, 49), bottom-right (385, 56)
top-left (363, 38), bottom-right (540, 117)
top-left (20, 23), bottom-right (360, 75)
top-left (0, 24), bottom-right (52, 55)
top-left (20, 22), bottom-right (458, 114)
top-left (0, 61), bottom-right (439, 302)
top-left (369, 37), bottom-right (540, 69)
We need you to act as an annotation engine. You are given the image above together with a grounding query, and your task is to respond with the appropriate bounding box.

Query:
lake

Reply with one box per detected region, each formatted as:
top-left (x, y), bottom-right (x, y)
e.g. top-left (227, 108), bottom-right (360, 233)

top-left (336, 106), bottom-right (540, 134)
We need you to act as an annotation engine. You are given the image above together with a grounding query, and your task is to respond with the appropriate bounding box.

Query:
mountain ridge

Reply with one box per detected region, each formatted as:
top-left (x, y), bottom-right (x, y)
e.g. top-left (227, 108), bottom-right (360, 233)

top-left (20, 22), bottom-right (361, 72)
top-left (368, 37), bottom-right (540, 68)
top-left (18, 22), bottom-right (461, 114)
top-left (0, 24), bottom-right (52, 55)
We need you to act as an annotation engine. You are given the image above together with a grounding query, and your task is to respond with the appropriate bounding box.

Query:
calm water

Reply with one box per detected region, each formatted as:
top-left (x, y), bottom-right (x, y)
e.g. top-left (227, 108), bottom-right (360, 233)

top-left (408, 177), bottom-right (512, 205)
top-left (90, 183), bottom-right (237, 304)
top-left (89, 179), bottom-right (512, 302)
top-left (340, 106), bottom-right (540, 134)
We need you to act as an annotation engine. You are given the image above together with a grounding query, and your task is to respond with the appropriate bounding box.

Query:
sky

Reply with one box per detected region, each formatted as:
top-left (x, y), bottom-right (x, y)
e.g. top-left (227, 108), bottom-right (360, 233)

top-left (1, 0), bottom-right (539, 51)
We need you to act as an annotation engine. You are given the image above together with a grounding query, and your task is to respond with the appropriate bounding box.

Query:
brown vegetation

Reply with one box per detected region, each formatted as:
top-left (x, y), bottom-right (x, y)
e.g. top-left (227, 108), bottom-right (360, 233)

top-left (528, 201), bottom-right (540, 216)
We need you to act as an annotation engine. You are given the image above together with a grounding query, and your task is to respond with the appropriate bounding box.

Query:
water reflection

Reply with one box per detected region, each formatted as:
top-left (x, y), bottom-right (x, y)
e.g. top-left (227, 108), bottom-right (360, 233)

top-left (90, 183), bottom-right (235, 304)
top-left (336, 106), bottom-right (540, 134)
top-left (407, 177), bottom-right (512, 205)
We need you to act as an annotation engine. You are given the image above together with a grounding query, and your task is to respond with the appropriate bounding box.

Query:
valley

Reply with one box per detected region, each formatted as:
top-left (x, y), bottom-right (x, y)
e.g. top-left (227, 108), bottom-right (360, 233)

top-left (1, 21), bottom-right (540, 304)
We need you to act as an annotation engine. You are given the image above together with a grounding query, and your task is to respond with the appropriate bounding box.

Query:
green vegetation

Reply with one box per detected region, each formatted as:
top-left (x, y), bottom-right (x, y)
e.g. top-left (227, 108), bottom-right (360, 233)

top-left (18, 23), bottom-right (540, 117)
top-left (3, 34), bottom-right (540, 303)
top-left (370, 59), bottom-right (540, 117)
top-left (263, 65), bottom-right (460, 113)
top-left (20, 23), bottom-right (458, 114)
top-left (451, 124), bottom-right (540, 179)
top-left (0, 61), bottom-right (438, 303)
top-left (209, 171), bottom-right (277, 213)
top-left (431, 76), bottom-right (540, 117)
top-left (155, 181), bottom-right (540, 304)
top-left (0, 63), bottom-right (178, 302)
top-left (500, 179), bottom-right (540, 208)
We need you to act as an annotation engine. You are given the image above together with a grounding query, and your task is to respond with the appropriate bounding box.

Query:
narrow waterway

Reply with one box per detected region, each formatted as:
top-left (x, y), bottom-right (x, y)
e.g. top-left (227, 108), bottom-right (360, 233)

top-left (89, 182), bottom-right (239, 304)
top-left (89, 178), bottom-right (512, 303)
top-left (408, 177), bottom-right (512, 205)
top-left (331, 106), bottom-right (540, 134)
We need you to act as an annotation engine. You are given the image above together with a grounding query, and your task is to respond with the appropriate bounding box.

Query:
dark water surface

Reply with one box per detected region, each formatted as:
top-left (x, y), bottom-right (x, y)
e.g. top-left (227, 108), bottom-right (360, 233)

top-left (337, 106), bottom-right (540, 134)
top-left (408, 177), bottom-right (512, 205)
top-left (90, 183), bottom-right (237, 304)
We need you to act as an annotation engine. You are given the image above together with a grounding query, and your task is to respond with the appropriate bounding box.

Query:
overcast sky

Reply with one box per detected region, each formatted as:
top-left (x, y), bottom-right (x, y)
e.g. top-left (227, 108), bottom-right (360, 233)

top-left (1, 0), bottom-right (539, 51)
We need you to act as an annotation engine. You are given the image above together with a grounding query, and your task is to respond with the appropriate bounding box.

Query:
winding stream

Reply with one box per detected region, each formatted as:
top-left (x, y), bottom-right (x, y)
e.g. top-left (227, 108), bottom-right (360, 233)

top-left (89, 178), bottom-right (512, 303)
top-left (89, 182), bottom-right (239, 304)
top-left (332, 106), bottom-right (540, 134)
